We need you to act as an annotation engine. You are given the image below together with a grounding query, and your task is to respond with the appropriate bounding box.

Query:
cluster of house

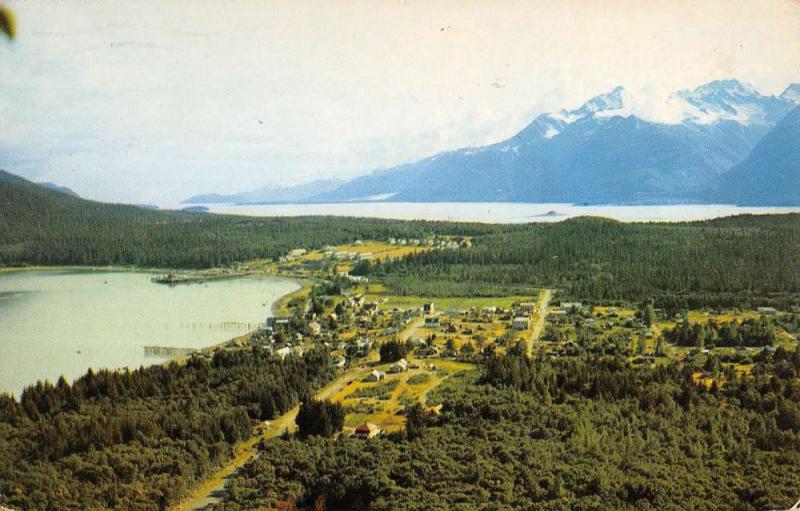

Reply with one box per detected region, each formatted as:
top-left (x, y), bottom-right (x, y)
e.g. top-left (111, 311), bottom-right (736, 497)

top-left (387, 236), bottom-right (471, 249)
top-left (323, 248), bottom-right (374, 262)
top-left (549, 302), bottom-right (584, 317)
top-left (509, 301), bottom-right (539, 330)
top-left (279, 248), bottom-right (308, 262)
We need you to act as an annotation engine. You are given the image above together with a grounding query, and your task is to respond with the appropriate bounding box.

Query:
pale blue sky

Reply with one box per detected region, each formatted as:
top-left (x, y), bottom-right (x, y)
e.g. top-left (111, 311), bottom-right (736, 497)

top-left (1, 0), bottom-right (799, 204)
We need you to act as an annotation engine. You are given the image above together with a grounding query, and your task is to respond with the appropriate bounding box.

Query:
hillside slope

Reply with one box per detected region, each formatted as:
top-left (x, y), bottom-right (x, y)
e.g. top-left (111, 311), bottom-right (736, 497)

top-left (713, 105), bottom-right (800, 205)
top-left (0, 170), bottom-right (489, 267)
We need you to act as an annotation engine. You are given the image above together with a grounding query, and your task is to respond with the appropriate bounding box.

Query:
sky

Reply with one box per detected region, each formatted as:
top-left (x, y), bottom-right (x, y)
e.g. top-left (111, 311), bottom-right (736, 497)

top-left (1, 0), bottom-right (799, 205)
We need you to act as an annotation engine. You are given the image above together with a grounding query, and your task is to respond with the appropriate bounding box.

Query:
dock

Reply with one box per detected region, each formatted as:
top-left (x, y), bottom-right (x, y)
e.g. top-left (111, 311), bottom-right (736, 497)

top-left (143, 346), bottom-right (197, 357)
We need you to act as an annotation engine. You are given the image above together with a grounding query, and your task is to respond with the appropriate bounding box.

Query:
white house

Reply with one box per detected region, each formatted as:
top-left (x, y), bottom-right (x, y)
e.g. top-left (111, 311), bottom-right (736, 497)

top-left (389, 358), bottom-right (409, 373)
top-left (364, 370), bottom-right (385, 382)
top-left (275, 346), bottom-right (293, 359)
top-left (306, 321), bottom-right (322, 336)
top-left (512, 317), bottom-right (531, 330)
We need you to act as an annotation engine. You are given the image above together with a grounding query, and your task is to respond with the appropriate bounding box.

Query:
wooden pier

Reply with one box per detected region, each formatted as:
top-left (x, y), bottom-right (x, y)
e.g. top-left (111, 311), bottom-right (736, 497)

top-left (151, 272), bottom-right (249, 285)
top-left (143, 345), bottom-right (197, 357)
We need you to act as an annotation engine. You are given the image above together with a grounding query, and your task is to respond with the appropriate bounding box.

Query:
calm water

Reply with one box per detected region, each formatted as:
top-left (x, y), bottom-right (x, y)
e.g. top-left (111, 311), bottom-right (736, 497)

top-left (179, 202), bottom-right (800, 223)
top-left (0, 270), bottom-right (298, 396)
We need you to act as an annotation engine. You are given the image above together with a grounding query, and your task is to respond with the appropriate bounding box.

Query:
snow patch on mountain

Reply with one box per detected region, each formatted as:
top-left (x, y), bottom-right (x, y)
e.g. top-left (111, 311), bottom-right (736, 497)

top-left (543, 126), bottom-right (560, 139)
top-left (782, 84), bottom-right (800, 104)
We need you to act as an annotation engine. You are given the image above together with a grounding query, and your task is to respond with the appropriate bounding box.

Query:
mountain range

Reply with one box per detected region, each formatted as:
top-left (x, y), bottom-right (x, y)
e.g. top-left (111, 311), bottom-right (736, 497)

top-left (187, 79), bottom-right (800, 206)
top-left (183, 179), bottom-right (344, 204)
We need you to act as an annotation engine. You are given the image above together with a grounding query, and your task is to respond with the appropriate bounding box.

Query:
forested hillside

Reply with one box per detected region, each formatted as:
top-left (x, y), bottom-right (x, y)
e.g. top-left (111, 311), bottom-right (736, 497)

top-left (0, 349), bottom-right (336, 510)
top-left (355, 215), bottom-right (800, 309)
top-left (0, 170), bottom-right (493, 267)
top-left (214, 352), bottom-right (800, 511)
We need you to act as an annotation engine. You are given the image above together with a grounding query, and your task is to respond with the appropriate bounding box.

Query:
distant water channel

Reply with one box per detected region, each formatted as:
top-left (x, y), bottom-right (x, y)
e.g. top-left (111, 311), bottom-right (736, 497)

top-left (0, 270), bottom-right (298, 396)
top-left (182, 202), bottom-right (800, 223)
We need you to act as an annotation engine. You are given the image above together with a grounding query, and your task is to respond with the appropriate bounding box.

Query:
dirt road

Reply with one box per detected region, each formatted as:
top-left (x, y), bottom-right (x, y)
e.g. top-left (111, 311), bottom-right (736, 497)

top-left (527, 289), bottom-right (552, 356)
top-left (172, 370), bottom-right (361, 511)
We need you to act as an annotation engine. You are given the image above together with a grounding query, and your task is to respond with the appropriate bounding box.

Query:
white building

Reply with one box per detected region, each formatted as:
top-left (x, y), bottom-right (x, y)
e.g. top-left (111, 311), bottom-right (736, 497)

top-left (364, 370), bottom-right (385, 382)
top-left (512, 317), bottom-right (531, 330)
top-left (389, 358), bottom-right (409, 373)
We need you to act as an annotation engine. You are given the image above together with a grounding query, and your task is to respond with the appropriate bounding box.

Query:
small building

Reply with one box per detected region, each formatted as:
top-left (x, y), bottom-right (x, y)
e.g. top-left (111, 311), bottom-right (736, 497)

top-left (389, 358), bottom-right (409, 373)
top-left (561, 302), bottom-right (583, 312)
top-left (424, 316), bottom-right (440, 327)
top-left (354, 422), bottom-right (381, 439)
top-left (512, 317), bottom-right (531, 330)
top-left (275, 346), bottom-right (293, 359)
top-left (288, 248), bottom-right (307, 257)
top-left (333, 355), bottom-right (347, 369)
top-left (364, 370), bottom-right (385, 382)
top-left (408, 336), bottom-right (426, 348)
top-left (264, 316), bottom-right (291, 333)
top-left (356, 252), bottom-right (373, 261)
top-left (758, 307), bottom-right (778, 316)
top-left (519, 302), bottom-right (537, 313)
top-left (423, 302), bottom-right (435, 314)
top-left (306, 321), bottom-right (322, 336)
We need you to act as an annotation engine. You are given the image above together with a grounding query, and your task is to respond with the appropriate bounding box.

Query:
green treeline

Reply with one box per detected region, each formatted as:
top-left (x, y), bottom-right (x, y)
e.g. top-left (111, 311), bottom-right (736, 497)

top-left (213, 351), bottom-right (800, 511)
top-left (662, 317), bottom-right (776, 348)
top-left (0, 171), bottom-right (494, 268)
top-left (0, 348), bottom-right (336, 510)
top-left (357, 216), bottom-right (800, 308)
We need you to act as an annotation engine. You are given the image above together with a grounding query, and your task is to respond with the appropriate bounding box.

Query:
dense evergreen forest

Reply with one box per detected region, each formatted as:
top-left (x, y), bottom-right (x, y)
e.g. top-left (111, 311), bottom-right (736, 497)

top-left (0, 170), bottom-right (493, 268)
top-left (355, 215), bottom-right (800, 308)
top-left (214, 352), bottom-right (800, 511)
top-left (0, 348), bottom-right (336, 510)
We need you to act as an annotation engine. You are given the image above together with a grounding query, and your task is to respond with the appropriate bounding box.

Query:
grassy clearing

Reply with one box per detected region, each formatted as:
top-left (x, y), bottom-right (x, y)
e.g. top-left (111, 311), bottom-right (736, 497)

top-left (347, 379), bottom-right (399, 400)
top-left (328, 359), bottom-right (473, 432)
top-left (371, 294), bottom-right (533, 311)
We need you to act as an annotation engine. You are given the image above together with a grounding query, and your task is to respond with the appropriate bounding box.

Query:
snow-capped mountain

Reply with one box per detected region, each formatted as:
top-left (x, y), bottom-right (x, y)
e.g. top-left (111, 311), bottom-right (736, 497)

top-left (197, 79), bottom-right (799, 206)
top-left (781, 84), bottom-right (800, 104)
top-left (675, 79), bottom-right (795, 126)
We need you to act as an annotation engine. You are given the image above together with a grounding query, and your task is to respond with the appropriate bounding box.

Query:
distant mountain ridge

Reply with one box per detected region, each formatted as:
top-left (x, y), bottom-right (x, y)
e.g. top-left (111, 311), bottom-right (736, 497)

top-left (37, 181), bottom-right (79, 197)
top-left (183, 179), bottom-right (345, 204)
